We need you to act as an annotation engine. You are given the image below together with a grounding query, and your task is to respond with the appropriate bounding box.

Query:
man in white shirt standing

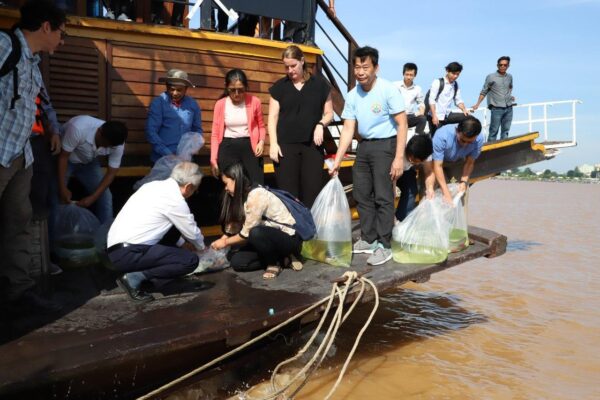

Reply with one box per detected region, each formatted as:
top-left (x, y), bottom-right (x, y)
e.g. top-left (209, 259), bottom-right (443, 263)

top-left (427, 61), bottom-right (470, 136)
top-left (394, 62), bottom-right (426, 135)
top-left (57, 115), bottom-right (127, 224)
top-left (107, 161), bottom-right (205, 303)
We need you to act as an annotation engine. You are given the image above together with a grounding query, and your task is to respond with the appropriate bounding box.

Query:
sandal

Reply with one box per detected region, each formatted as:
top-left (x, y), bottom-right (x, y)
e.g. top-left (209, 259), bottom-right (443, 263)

top-left (263, 265), bottom-right (282, 280)
top-left (289, 255), bottom-right (303, 271)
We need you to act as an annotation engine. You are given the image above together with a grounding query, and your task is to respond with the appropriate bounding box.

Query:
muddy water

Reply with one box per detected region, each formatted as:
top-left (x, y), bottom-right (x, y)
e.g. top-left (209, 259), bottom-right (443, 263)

top-left (173, 180), bottom-right (600, 400)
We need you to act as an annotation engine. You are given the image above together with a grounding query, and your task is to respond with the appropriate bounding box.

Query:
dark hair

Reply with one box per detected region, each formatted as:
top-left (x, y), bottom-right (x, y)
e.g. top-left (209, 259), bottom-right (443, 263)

top-left (458, 116), bottom-right (482, 138)
top-left (405, 135), bottom-right (433, 161)
top-left (497, 56), bottom-right (511, 65)
top-left (219, 163), bottom-right (253, 232)
top-left (282, 45), bottom-right (311, 81)
top-left (445, 62), bottom-right (463, 73)
top-left (100, 121), bottom-right (128, 146)
top-left (403, 62), bottom-right (418, 75)
top-left (221, 68), bottom-right (248, 99)
top-left (18, 0), bottom-right (67, 31)
top-left (353, 46), bottom-right (379, 66)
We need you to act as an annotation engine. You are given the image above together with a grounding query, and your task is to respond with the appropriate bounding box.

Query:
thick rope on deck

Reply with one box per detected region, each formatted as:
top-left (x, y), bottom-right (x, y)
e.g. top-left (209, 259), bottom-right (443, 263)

top-left (137, 271), bottom-right (379, 400)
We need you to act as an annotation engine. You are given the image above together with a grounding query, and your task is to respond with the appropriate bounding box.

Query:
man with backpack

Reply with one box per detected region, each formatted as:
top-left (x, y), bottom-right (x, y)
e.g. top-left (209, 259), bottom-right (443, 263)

top-left (426, 62), bottom-right (470, 136)
top-left (0, 0), bottom-right (66, 312)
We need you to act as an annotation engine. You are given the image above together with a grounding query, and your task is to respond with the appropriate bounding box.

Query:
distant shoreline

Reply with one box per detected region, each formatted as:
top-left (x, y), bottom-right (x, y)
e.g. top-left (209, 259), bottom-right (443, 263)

top-left (492, 176), bottom-right (600, 184)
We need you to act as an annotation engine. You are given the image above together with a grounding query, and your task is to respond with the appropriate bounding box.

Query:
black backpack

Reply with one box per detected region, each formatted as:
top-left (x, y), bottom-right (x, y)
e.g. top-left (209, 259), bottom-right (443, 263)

top-left (259, 185), bottom-right (317, 241)
top-left (424, 78), bottom-right (458, 116)
top-left (0, 28), bottom-right (22, 110)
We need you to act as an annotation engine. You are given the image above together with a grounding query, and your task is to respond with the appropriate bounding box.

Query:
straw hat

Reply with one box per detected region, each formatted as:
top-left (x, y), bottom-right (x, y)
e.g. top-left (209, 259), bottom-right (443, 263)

top-left (158, 69), bottom-right (195, 87)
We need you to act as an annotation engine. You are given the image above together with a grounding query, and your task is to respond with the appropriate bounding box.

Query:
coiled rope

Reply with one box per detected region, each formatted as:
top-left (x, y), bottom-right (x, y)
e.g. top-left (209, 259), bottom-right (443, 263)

top-left (138, 271), bottom-right (379, 400)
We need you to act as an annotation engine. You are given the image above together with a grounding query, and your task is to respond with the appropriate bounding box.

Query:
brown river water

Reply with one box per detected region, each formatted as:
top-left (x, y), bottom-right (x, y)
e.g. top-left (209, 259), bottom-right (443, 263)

top-left (170, 180), bottom-right (600, 400)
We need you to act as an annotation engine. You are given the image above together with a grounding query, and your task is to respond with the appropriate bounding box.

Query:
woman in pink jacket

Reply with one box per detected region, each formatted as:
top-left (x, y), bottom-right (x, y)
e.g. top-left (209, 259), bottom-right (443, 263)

top-left (211, 69), bottom-right (266, 184)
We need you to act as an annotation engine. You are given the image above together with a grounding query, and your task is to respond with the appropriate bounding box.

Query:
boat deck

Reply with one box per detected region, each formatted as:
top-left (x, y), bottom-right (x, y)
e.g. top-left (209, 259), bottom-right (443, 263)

top-left (0, 226), bottom-right (505, 399)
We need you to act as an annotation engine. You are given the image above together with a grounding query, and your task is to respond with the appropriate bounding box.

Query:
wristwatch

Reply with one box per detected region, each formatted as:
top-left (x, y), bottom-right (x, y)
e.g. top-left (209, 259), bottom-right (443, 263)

top-left (316, 122), bottom-right (325, 127)
top-left (460, 178), bottom-right (469, 184)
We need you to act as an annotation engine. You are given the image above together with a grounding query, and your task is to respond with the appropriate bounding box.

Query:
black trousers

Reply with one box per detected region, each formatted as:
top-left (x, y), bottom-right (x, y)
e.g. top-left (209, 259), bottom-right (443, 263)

top-left (229, 226), bottom-right (301, 272)
top-left (407, 114), bottom-right (427, 135)
top-left (352, 137), bottom-right (396, 248)
top-left (30, 135), bottom-right (57, 220)
top-left (274, 142), bottom-right (324, 208)
top-left (428, 112), bottom-right (469, 136)
top-left (217, 137), bottom-right (264, 184)
top-left (108, 243), bottom-right (198, 287)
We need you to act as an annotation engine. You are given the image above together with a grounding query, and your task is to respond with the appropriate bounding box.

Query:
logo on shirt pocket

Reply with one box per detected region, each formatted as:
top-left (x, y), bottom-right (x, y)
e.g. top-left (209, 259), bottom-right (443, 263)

top-left (371, 102), bottom-right (382, 115)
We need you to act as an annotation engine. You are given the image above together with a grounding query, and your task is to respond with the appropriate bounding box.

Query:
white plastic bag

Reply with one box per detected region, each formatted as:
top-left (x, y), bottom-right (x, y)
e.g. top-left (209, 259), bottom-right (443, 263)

top-left (301, 175), bottom-right (352, 267)
top-left (447, 184), bottom-right (469, 253)
top-left (134, 132), bottom-right (205, 190)
top-left (54, 204), bottom-right (100, 268)
top-left (190, 247), bottom-right (230, 274)
top-left (391, 195), bottom-right (452, 264)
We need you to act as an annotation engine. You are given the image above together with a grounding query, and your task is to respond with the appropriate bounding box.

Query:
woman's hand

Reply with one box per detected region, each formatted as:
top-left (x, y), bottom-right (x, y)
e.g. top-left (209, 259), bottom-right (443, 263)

top-left (269, 143), bottom-right (283, 163)
top-left (210, 162), bottom-right (219, 177)
top-left (211, 236), bottom-right (228, 250)
top-left (255, 140), bottom-right (264, 157)
top-left (313, 124), bottom-right (324, 146)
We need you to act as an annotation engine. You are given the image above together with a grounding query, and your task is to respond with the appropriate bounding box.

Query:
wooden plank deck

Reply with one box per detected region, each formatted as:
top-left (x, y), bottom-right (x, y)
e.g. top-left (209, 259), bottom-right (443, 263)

top-left (0, 226), bottom-right (506, 399)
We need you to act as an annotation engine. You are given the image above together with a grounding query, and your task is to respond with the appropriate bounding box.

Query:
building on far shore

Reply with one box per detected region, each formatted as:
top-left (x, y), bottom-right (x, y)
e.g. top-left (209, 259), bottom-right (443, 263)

top-left (577, 164), bottom-right (595, 177)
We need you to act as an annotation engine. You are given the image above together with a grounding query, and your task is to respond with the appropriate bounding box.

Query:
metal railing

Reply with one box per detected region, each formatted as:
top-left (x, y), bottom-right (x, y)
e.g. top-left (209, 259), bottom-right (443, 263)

top-left (470, 99), bottom-right (582, 148)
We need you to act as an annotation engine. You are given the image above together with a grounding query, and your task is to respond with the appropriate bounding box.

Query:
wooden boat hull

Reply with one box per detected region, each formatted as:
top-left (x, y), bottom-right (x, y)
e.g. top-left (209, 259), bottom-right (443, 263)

top-left (0, 226), bottom-right (505, 399)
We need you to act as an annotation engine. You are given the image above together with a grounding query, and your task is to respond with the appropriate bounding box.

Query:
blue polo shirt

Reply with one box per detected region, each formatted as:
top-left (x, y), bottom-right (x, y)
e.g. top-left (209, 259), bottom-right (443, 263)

top-left (432, 123), bottom-right (484, 162)
top-left (341, 78), bottom-right (405, 140)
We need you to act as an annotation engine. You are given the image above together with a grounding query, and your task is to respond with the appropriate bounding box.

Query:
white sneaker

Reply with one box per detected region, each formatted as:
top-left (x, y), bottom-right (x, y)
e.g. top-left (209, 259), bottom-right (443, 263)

top-left (352, 239), bottom-right (379, 254)
top-left (117, 13), bottom-right (132, 21)
top-left (367, 245), bottom-right (392, 266)
top-left (105, 10), bottom-right (115, 19)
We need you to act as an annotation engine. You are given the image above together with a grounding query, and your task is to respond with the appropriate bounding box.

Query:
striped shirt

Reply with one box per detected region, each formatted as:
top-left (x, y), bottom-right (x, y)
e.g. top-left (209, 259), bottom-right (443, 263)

top-left (0, 29), bottom-right (42, 168)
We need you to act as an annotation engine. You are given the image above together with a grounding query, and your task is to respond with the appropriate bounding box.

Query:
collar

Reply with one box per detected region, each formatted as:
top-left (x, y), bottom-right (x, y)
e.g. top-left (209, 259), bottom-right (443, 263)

top-left (15, 28), bottom-right (40, 64)
top-left (401, 80), bottom-right (415, 89)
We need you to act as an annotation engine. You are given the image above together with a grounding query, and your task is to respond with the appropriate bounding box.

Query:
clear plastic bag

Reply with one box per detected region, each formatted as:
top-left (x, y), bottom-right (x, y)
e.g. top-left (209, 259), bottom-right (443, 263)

top-left (447, 184), bottom-right (469, 253)
top-left (301, 176), bottom-right (353, 267)
top-left (134, 132), bottom-right (205, 190)
top-left (54, 204), bottom-right (100, 268)
top-left (391, 195), bottom-right (452, 264)
top-left (190, 247), bottom-right (230, 274)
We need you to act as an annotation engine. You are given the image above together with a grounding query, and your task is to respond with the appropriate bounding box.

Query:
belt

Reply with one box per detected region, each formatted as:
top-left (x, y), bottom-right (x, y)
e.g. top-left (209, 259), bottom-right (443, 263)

top-left (107, 242), bottom-right (132, 253)
top-left (361, 136), bottom-right (395, 142)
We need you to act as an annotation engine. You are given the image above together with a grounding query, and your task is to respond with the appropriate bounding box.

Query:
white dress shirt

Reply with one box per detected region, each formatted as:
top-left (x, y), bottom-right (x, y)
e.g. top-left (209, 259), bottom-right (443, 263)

top-left (107, 178), bottom-right (205, 250)
top-left (428, 77), bottom-right (464, 120)
top-left (62, 115), bottom-right (124, 168)
top-left (393, 80), bottom-right (424, 115)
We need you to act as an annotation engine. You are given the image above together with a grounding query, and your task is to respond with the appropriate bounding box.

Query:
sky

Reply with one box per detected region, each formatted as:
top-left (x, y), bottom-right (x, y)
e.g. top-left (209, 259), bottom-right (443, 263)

top-left (315, 0), bottom-right (600, 173)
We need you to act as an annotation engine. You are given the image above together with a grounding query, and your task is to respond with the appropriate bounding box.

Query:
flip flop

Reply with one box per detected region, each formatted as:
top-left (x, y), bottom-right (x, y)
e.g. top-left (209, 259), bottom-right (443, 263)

top-left (289, 255), bottom-right (303, 271)
top-left (263, 265), bottom-right (282, 280)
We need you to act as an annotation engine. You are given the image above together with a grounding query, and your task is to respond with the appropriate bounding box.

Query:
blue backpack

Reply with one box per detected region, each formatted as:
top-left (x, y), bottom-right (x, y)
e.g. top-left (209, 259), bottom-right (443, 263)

top-left (260, 186), bottom-right (316, 241)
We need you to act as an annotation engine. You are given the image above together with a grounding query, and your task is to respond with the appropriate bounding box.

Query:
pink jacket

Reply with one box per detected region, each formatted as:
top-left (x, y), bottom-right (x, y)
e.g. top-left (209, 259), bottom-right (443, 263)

top-left (211, 94), bottom-right (266, 165)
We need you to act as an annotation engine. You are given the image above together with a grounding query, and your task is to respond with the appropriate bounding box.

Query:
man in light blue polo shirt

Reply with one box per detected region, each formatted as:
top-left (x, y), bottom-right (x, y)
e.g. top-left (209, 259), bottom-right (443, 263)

top-left (432, 117), bottom-right (484, 204)
top-left (331, 46), bottom-right (408, 266)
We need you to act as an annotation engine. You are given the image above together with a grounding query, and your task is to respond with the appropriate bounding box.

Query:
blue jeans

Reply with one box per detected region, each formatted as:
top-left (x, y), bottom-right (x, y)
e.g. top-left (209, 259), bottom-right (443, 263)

top-left (66, 160), bottom-right (113, 224)
top-left (488, 106), bottom-right (513, 141)
top-left (395, 167), bottom-right (418, 222)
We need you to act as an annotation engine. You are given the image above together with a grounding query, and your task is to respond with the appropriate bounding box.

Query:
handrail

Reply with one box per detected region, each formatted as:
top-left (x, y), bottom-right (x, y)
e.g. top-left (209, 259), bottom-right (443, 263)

top-left (470, 99), bottom-right (582, 146)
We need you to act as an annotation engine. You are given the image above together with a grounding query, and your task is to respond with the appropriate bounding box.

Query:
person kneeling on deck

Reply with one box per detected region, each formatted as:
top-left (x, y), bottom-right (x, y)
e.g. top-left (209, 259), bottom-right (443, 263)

top-left (211, 163), bottom-right (303, 280)
top-left (107, 161), bottom-right (206, 303)
top-left (57, 115), bottom-right (127, 224)
top-left (432, 116), bottom-right (484, 204)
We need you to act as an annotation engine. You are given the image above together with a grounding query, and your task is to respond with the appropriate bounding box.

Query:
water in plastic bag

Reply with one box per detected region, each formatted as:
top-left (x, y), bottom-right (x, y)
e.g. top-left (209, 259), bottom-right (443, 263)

top-left (191, 247), bottom-right (230, 274)
top-left (54, 204), bottom-right (101, 268)
top-left (447, 184), bottom-right (469, 253)
top-left (301, 175), bottom-right (352, 267)
top-left (134, 132), bottom-right (205, 190)
top-left (391, 195), bottom-right (452, 264)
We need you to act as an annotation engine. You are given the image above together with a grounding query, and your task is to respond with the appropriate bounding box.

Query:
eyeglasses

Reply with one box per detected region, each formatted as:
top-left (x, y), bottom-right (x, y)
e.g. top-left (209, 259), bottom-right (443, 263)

top-left (498, 63), bottom-right (509, 67)
top-left (457, 133), bottom-right (476, 145)
top-left (58, 27), bottom-right (67, 40)
top-left (227, 88), bottom-right (246, 94)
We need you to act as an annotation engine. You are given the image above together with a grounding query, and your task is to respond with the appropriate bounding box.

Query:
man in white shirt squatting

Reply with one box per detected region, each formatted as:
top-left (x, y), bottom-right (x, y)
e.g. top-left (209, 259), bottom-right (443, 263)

top-left (57, 115), bottom-right (127, 223)
top-left (107, 161), bottom-right (206, 303)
